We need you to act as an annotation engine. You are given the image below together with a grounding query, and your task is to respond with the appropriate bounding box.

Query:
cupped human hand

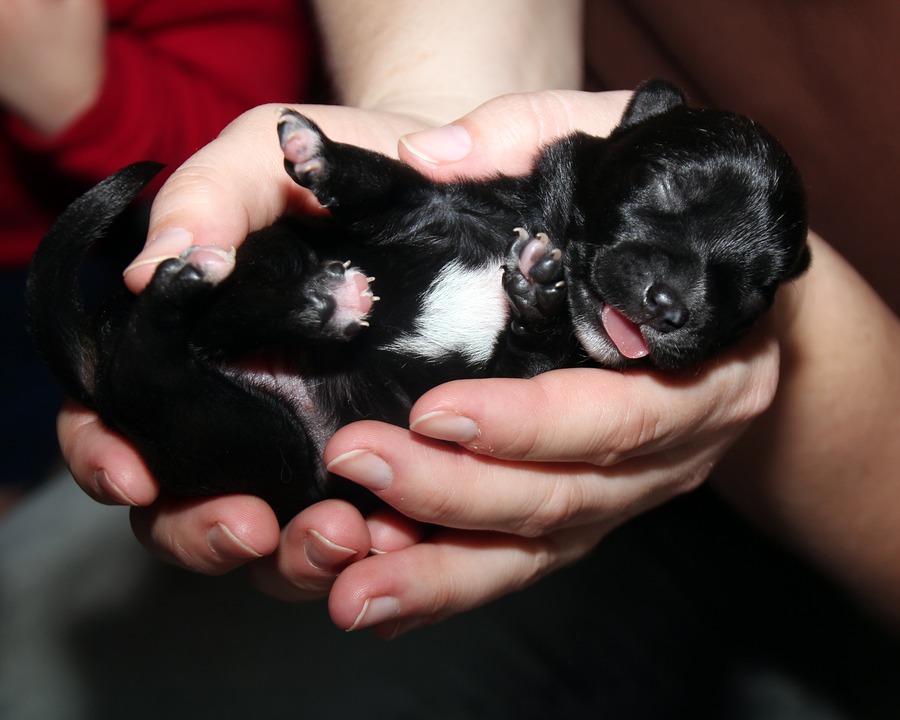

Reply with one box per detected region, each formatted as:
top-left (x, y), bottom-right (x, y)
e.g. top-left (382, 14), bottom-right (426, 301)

top-left (58, 104), bottom-right (431, 589)
top-left (319, 320), bottom-right (780, 636)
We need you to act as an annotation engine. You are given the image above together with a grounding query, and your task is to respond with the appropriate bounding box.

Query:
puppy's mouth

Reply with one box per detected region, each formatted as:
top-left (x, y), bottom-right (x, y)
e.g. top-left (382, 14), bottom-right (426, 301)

top-left (600, 305), bottom-right (650, 359)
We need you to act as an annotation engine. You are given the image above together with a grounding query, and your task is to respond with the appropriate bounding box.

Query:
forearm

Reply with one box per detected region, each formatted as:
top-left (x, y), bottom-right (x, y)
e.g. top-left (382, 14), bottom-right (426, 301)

top-left (311, 0), bottom-right (584, 124)
top-left (0, 0), bottom-right (106, 135)
top-left (5, 0), bottom-right (307, 175)
top-left (716, 233), bottom-right (900, 628)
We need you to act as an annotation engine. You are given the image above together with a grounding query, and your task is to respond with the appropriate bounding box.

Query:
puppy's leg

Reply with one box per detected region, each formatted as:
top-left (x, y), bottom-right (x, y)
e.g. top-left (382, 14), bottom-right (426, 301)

top-left (98, 249), bottom-right (329, 519)
top-left (278, 110), bottom-right (433, 226)
top-left (182, 223), bottom-right (376, 353)
top-left (491, 228), bottom-right (575, 376)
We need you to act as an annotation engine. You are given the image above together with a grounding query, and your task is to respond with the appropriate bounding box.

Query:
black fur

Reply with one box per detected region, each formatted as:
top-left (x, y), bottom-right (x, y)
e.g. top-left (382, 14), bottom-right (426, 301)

top-left (26, 80), bottom-right (809, 523)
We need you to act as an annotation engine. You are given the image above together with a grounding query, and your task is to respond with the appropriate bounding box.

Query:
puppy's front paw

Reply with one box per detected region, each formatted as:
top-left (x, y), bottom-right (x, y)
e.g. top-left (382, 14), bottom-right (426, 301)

top-left (503, 228), bottom-right (566, 332)
top-left (278, 110), bottom-right (331, 200)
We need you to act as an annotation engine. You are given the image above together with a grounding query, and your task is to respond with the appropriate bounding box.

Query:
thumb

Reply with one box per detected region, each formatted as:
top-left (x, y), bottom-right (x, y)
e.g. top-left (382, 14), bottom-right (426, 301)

top-left (122, 104), bottom-right (321, 293)
top-left (124, 103), bottom-right (430, 293)
top-left (398, 89), bottom-right (632, 180)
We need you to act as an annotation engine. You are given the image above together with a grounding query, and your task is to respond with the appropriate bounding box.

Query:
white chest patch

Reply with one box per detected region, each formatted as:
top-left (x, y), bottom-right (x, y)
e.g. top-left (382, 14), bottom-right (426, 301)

top-left (383, 259), bottom-right (508, 366)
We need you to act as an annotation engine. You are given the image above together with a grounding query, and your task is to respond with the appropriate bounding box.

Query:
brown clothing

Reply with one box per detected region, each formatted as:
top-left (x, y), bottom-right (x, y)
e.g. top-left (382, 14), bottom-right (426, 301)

top-left (585, 0), bottom-right (900, 312)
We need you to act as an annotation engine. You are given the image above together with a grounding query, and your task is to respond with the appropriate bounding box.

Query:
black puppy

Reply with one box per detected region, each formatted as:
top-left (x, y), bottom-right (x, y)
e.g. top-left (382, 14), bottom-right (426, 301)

top-left (26, 80), bottom-right (809, 522)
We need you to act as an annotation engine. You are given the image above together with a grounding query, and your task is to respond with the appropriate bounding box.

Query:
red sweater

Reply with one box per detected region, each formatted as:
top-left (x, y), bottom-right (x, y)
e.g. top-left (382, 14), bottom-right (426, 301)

top-left (1, 0), bottom-right (313, 267)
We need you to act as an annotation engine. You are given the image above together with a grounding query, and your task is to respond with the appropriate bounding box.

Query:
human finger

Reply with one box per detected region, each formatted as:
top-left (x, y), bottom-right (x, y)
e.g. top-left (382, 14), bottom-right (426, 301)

top-left (398, 90), bottom-right (631, 180)
top-left (324, 418), bottom-right (724, 538)
top-left (328, 522), bottom-right (608, 635)
top-left (407, 324), bottom-right (780, 466)
top-left (246, 499), bottom-right (373, 601)
top-left (365, 506), bottom-right (428, 554)
top-left (246, 503), bottom-right (425, 602)
top-left (129, 493), bottom-right (280, 576)
top-left (57, 398), bottom-right (159, 506)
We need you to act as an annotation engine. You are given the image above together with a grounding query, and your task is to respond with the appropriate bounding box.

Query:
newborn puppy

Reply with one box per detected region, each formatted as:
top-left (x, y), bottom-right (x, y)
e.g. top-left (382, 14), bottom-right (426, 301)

top-left (26, 80), bottom-right (809, 522)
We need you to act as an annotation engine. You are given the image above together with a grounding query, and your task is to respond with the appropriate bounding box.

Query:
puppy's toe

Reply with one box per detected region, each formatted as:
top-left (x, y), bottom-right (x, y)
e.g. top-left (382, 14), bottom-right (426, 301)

top-left (278, 110), bottom-right (327, 188)
top-left (179, 246), bottom-right (236, 285)
top-left (509, 229), bottom-right (565, 286)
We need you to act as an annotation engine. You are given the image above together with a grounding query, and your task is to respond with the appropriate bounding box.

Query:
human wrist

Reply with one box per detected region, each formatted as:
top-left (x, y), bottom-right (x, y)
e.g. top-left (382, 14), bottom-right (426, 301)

top-left (311, 0), bottom-right (582, 128)
top-left (355, 91), bottom-right (489, 129)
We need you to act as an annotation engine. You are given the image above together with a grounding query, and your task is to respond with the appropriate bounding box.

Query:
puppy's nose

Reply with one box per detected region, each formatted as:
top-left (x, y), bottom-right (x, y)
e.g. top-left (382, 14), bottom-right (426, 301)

top-left (643, 283), bottom-right (688, 331)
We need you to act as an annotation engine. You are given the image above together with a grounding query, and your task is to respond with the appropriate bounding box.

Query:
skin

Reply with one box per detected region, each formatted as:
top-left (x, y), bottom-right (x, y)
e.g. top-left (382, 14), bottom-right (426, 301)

top-left (56, 1), bottom-right (900, 636)
top-left (0, 0), bottom-right (107, 134)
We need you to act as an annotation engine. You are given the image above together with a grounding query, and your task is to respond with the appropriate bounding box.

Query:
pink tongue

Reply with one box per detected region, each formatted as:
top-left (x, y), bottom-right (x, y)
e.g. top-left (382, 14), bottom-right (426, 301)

top-left (601, 306), bottom-right (650, 359)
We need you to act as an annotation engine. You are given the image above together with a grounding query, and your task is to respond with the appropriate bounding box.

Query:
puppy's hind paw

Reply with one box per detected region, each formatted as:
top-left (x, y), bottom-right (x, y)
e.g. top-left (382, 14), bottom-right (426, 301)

top-left (303, 260), bottom-right (376, 339)
top-left (278, 109), bottom-right (328, 193)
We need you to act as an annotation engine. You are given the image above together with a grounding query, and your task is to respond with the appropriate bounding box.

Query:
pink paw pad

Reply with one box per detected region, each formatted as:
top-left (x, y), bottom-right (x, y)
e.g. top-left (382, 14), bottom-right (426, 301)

top-left (514, 228), bottom-right (562, 281)
top-left (329, 267), bottom-right (376, 330)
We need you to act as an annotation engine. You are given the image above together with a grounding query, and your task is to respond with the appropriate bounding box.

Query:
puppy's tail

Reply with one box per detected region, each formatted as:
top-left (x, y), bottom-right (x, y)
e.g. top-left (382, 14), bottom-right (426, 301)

top-left (25, 161), bottom-right (164, 408)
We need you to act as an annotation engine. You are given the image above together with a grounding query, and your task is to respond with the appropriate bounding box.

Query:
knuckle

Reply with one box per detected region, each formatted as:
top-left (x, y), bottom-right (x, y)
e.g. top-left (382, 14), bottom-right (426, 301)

top-left (513, 474), bottom-right (589, 538)
top-left (584, 385), bottom-right (666, 467)
top-left (515, 536), bottom-right (557, 585)
top-left (410, 482), bottom-right (469, 525)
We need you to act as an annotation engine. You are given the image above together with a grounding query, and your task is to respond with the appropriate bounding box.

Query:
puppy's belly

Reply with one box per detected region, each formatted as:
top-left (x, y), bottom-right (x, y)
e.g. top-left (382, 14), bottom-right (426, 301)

top-left (383, 259), bottom-right (508, 367)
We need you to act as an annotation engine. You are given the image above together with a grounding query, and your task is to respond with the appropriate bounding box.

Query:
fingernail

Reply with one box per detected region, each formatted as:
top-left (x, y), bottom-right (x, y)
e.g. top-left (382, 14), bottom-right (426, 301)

top-left (303, 529), bottom-right (357, 570)
top-left (123, 227), bottom-right (193, 277)
top-left (207, 522), bottom-right (264, 560)
top-left (180, 245), bottom-right (236, 283)
top-left (347, 596), bottom-right (401, 632)
top-left (400, 124), bottom-right (472, 164)
top-left (93, 468), bottom-right (138, 505)
top-left (410, 410), bottom-right (479, 443)
top-left (326, 449), bottom-right (393, 491)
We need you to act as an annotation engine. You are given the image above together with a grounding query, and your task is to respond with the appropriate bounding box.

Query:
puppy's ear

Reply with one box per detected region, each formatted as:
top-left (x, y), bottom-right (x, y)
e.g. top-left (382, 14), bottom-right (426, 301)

top-left (619, 79), bottom-right (686, 129)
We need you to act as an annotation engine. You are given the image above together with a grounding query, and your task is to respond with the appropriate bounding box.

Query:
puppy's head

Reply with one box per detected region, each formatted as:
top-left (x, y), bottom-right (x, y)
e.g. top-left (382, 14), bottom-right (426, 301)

top-left (567, 80), bottom-right (809, 369)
